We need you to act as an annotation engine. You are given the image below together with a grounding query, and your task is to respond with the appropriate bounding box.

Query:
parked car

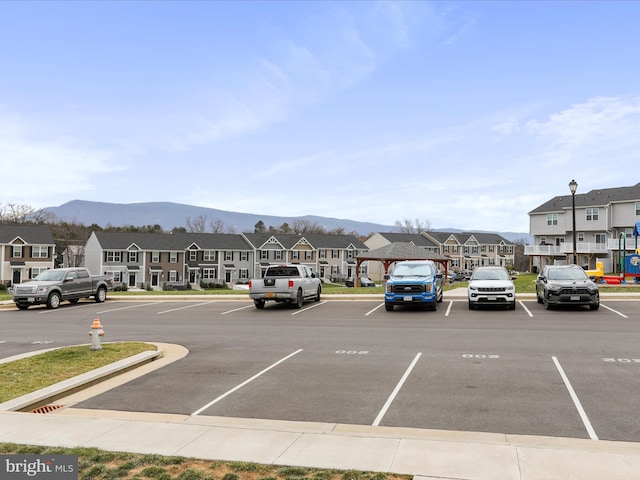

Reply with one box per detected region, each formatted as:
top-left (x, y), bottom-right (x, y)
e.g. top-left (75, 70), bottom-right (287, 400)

top-left (345, 277), bottom-right (376, 287)
top-left (535, 264), bottom-right (600, 310)
top-left (454, 270), bottom-right (473, 282)
top-left (467, 266), bottom-right (516, 310)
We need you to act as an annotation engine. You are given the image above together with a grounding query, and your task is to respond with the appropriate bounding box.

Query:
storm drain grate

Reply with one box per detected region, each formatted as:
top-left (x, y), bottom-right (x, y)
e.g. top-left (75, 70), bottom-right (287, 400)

top-left (30, 404), bottom-right (65, 414)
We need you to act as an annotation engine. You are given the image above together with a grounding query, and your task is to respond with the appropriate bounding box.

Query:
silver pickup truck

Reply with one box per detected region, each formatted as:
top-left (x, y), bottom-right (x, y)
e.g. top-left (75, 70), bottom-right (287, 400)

top-left (10, 267), bottom-right (113, 310)
top-left (249, 264), bottom-right (321, 309)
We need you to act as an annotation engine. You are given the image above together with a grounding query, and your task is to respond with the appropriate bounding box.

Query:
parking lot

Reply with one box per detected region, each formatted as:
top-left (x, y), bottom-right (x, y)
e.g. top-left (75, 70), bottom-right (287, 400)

top-left (2, 296), bottom-right (640, 443)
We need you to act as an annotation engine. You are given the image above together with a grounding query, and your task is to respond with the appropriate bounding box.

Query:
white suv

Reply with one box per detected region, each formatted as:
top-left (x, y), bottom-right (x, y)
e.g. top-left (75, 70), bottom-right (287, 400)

top-left (467, 266), bottom-right (516, 310)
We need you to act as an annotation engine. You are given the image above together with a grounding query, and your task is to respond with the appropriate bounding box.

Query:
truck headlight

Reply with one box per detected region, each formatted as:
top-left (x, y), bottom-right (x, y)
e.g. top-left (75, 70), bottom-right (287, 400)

top-left (36, 286), bottom-right (49, 294)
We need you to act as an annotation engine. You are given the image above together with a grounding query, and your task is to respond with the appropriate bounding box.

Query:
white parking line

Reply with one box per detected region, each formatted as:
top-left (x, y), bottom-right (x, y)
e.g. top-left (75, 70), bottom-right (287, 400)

top-left (552, 356), bottom-right (598, 440)
top-left (365, 303), bottom-right (385, 316)
top-left (518, 300), bottom-right (534, 317)
top-left (96, 303), bottom-right (157, 314)
top-left (445, 300), bottom-right (453, 316)
top-left (600, 303), bottom-right (628, 318)
top-left (157, 301), bottom-right (216, 315)
top-left (191, 348), bottom-right (303, 416)
top-left (373, 352), bottom-right (422, 427)
top-left (291, 300), bottom-right (326, 315)
top-left (221, 304), bottom-right (254, 315)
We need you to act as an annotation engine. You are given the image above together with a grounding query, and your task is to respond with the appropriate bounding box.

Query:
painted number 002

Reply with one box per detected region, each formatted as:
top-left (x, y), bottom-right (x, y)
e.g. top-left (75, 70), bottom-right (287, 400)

top-left (603, 358), bottom-right (640, 363)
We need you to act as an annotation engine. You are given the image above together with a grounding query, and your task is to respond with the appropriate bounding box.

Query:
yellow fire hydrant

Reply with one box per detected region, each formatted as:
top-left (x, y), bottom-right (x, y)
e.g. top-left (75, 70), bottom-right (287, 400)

top-left (89, 318), bottom-right (105, 351)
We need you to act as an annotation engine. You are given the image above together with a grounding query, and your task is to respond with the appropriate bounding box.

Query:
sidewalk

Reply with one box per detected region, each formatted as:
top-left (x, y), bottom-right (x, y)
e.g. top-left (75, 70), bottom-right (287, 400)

top-left (2, 344), bottom-right (640, 479)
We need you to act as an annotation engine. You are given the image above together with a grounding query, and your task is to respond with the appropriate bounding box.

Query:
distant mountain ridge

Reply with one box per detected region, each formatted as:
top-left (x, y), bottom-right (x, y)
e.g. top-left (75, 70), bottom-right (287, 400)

top-left (43, 200), bottom-right (532, 243)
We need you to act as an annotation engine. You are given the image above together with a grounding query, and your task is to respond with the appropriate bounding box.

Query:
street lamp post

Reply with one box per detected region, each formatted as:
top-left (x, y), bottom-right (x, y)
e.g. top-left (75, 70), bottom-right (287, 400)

top-left (569, 179), bottom-right (578, 265)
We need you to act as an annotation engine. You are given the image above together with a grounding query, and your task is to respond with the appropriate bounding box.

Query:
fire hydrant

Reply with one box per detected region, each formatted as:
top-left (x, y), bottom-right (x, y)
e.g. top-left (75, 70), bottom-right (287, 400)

top-left (89, 318), bottom-right (105, 351)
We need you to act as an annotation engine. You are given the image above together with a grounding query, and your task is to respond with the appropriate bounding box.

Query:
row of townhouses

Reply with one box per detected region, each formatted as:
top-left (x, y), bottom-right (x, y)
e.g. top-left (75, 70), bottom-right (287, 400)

top-left (526, 182), bottom-right (640, 272)
top-left (0, 225), bottom-right (517, 287)
top-left (365, 231), bottom-right (515, 279)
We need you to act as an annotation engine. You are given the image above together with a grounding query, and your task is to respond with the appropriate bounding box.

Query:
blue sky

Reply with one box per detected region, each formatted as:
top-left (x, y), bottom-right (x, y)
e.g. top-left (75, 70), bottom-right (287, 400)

top-left (2, 1), bottom-right (640, 233)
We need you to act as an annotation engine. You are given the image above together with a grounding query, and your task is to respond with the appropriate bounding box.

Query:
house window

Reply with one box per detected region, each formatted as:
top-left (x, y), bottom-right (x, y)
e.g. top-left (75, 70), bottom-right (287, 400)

top-left (32, 246), bottom-right (48, 258)
top-left (12, 245), bottom-right (23, 258)
top-left (31, 267), bottom-right (48, 278)
top-left (239, 268), bottom-right (248, 279)
top-left (586, 208), bottom-right (599, 221)
top-left (128, 252), bottom-right (138, 263)
top-left (319, 249), bottom-right (327, 258)
top-left (547, 214), bottom-right (558, 226)
top-left (305, 251), bottom-right (313, 260)
top-left (168, 270), bottom-right (177, 282)
top-left (636, 202), bottom-right (640, 216)
top-left (291, 251), bottom-right (300, 260)
top-left (224, 251), bottom-right (233, 261)
top-left (203, 250), bottom-right (216, 261)
top-left (595, 234), bottom-right (606, 244)
top-left (331, 265), bottom-right (339, 275)
top-left (260, 250), bottom-right (269, 260)
top-left (346, 249), bottom-right (355, 259)
top-left (578, 233), bottom-right (585, 242)
top-left (170, 252), bottom-right (178, 263)
top-left (152, 251), bottom-right (160, 262)
top-left (331, 250), bottom-right (340, 258)
top-left (105, 251), bottom-right (122, 262)
top-left (274, 250), bottom-right (284, 261)
top-left (189, 251), bottom-right (197, 261)
top-left (202, 268), bottom-right (216, 280)
top-left (240, 251), bottom-right (248, 261)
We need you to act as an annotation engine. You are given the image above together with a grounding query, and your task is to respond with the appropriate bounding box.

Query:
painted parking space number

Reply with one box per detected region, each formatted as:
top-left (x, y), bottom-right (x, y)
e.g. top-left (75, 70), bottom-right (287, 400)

top-left (463, 354), bottom-right (500, 359)
top-left (336, 350), bottom-right (369, 355)
top-left (603, 358), bottom-right (640, 364)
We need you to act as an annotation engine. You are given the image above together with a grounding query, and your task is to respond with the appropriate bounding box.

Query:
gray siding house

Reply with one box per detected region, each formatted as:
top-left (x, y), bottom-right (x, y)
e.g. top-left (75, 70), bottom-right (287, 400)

top-left (0, 224), bottom-right (55, 286)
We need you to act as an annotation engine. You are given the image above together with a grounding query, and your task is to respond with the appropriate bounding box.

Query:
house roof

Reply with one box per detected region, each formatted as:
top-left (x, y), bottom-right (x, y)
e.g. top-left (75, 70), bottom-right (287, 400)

top-left (529, 182), bottom-right (640, 214)
top-left (374, 232), bottom-right (438, 247)
top-left (92, 231), bottom-right (252, 250)
top-left (0, 224), bottom-right (55, 245)
top-left (425, 231), bottom-right (511, 245)
top-left (242, 233), bottom-right (367, 250)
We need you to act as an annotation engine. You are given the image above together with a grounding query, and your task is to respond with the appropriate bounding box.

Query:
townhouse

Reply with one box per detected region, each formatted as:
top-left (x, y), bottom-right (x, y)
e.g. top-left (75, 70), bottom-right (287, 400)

top-left (83, 231), bottom-right (369, 287)
top-left (0, 224), bottom-right (55, 286)
top-left (242, 233), bottom-right (369, 281)
top-left (365, 231), bottom-right (515, 280)
top-left (526, 182), bottom-right (640, 272)
top-left (84, 231), bottom-right (254, 288)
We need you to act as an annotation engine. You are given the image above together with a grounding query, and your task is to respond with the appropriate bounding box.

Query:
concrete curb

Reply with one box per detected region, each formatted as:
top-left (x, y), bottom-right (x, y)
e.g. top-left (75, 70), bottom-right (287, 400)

top-left (0, 347), bottom-right (163, 413)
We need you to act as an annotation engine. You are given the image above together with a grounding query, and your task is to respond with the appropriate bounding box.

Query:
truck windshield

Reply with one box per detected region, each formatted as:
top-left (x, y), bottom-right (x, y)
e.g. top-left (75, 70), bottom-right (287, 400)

top-left (392, 264), bottom-right (433, 277)
top-left (34, 270), bottom-right (65, 281)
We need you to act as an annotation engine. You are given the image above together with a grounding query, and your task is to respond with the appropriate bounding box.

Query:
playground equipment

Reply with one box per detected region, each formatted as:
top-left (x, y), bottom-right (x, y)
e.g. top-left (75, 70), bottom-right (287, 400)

top-left (609, 222), bottom-right (640, 284)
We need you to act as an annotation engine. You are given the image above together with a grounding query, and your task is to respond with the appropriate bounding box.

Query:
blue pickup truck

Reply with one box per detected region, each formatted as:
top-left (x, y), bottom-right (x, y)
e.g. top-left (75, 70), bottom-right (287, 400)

top-left (384, 260), bottom-right (444, 311)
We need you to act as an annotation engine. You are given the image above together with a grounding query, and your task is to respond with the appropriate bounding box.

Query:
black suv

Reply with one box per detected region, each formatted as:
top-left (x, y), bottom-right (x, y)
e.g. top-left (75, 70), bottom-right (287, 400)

top-left (536, 265), bottom-right (600, 310)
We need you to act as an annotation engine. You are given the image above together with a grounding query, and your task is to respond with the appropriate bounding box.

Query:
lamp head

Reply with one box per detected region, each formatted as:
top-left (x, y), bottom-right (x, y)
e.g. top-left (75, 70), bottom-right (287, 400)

top-left (569, 179), bottom-right (578, 195)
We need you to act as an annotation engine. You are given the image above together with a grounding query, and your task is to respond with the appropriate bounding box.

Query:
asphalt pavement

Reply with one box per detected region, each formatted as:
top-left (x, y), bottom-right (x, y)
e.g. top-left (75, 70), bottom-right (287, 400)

top-left (2, 290), bottom-right (640, 480)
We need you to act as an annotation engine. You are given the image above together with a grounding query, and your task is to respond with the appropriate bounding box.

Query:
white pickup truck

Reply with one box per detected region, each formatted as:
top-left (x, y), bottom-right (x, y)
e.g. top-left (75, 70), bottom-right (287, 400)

top-left (249, 264), bottom-right (321, 309)
top-left (10, 267), bottom-right (113, 310)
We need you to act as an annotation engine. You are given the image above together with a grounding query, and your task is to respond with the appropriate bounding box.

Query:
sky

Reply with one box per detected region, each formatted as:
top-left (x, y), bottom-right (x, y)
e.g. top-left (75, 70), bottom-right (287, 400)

top-left (2, 1), bottom-right (640, 234)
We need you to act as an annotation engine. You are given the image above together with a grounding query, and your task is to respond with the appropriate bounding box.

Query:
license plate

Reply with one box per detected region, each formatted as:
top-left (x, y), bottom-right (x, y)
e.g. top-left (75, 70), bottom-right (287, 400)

top-left (488, 296), bottom-right (497, 301)
top-left (403, 296), bottom-right (413, 302)
top-left (570, 295), bottom-right (580, 301)
top-left (28, 297), bottom-right (35, 302)
top-left (266, 293), bottom-right (275, 298)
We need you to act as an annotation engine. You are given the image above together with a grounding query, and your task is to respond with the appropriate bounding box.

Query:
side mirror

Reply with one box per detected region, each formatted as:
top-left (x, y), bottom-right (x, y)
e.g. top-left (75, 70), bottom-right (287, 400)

top-left (311, 273), bottom-right (316, 278)
top-left (383, 274), bottom-right (390, 280)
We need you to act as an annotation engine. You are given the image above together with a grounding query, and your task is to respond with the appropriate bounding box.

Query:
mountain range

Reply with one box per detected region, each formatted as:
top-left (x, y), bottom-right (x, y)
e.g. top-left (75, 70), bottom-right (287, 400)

top-left (43, 200), bottom-right (532, 243)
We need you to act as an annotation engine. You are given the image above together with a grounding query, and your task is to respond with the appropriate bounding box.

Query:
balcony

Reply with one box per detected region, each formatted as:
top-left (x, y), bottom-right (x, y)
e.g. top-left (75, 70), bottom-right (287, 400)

top-left (524, 243), bottom-right (609, 256)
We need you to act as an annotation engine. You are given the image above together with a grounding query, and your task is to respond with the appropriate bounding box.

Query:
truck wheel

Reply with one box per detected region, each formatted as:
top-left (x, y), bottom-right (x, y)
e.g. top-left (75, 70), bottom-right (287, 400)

top-left (46, 292), bottom-right (61, 309)
top-left (254, 299), bottom-right (265, 309)
top-left (294, 289), bottom-right (303, 309)
top-left (429, 301), bottom-right (438, 311)
top-left (315, 286), bottom-right (321, 302)
top-left (95, 286), bottom-right (107, 303)
top-left (385, 303), bottom-right (394, 311)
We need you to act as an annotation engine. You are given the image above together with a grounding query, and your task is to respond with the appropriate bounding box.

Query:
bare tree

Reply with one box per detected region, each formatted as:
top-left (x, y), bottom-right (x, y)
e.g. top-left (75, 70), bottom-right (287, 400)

top-left (209, 218), bottom-right (225, 234)
top-left (185, 215), bottom-right (207, 233)
top-left (394, 218), bottom-right (431, 234)
top-left (0, 202), bottom-right (54, 224)
top-left (291, 219), bottom-right (326, 234)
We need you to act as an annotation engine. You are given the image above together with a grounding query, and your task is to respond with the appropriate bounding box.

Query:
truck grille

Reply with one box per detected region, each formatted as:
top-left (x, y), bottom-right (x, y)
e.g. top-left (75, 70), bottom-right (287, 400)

top-left (392, 284), bottom-right (424, 294)
top-left (15, 286), bottom-right (37, 295)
